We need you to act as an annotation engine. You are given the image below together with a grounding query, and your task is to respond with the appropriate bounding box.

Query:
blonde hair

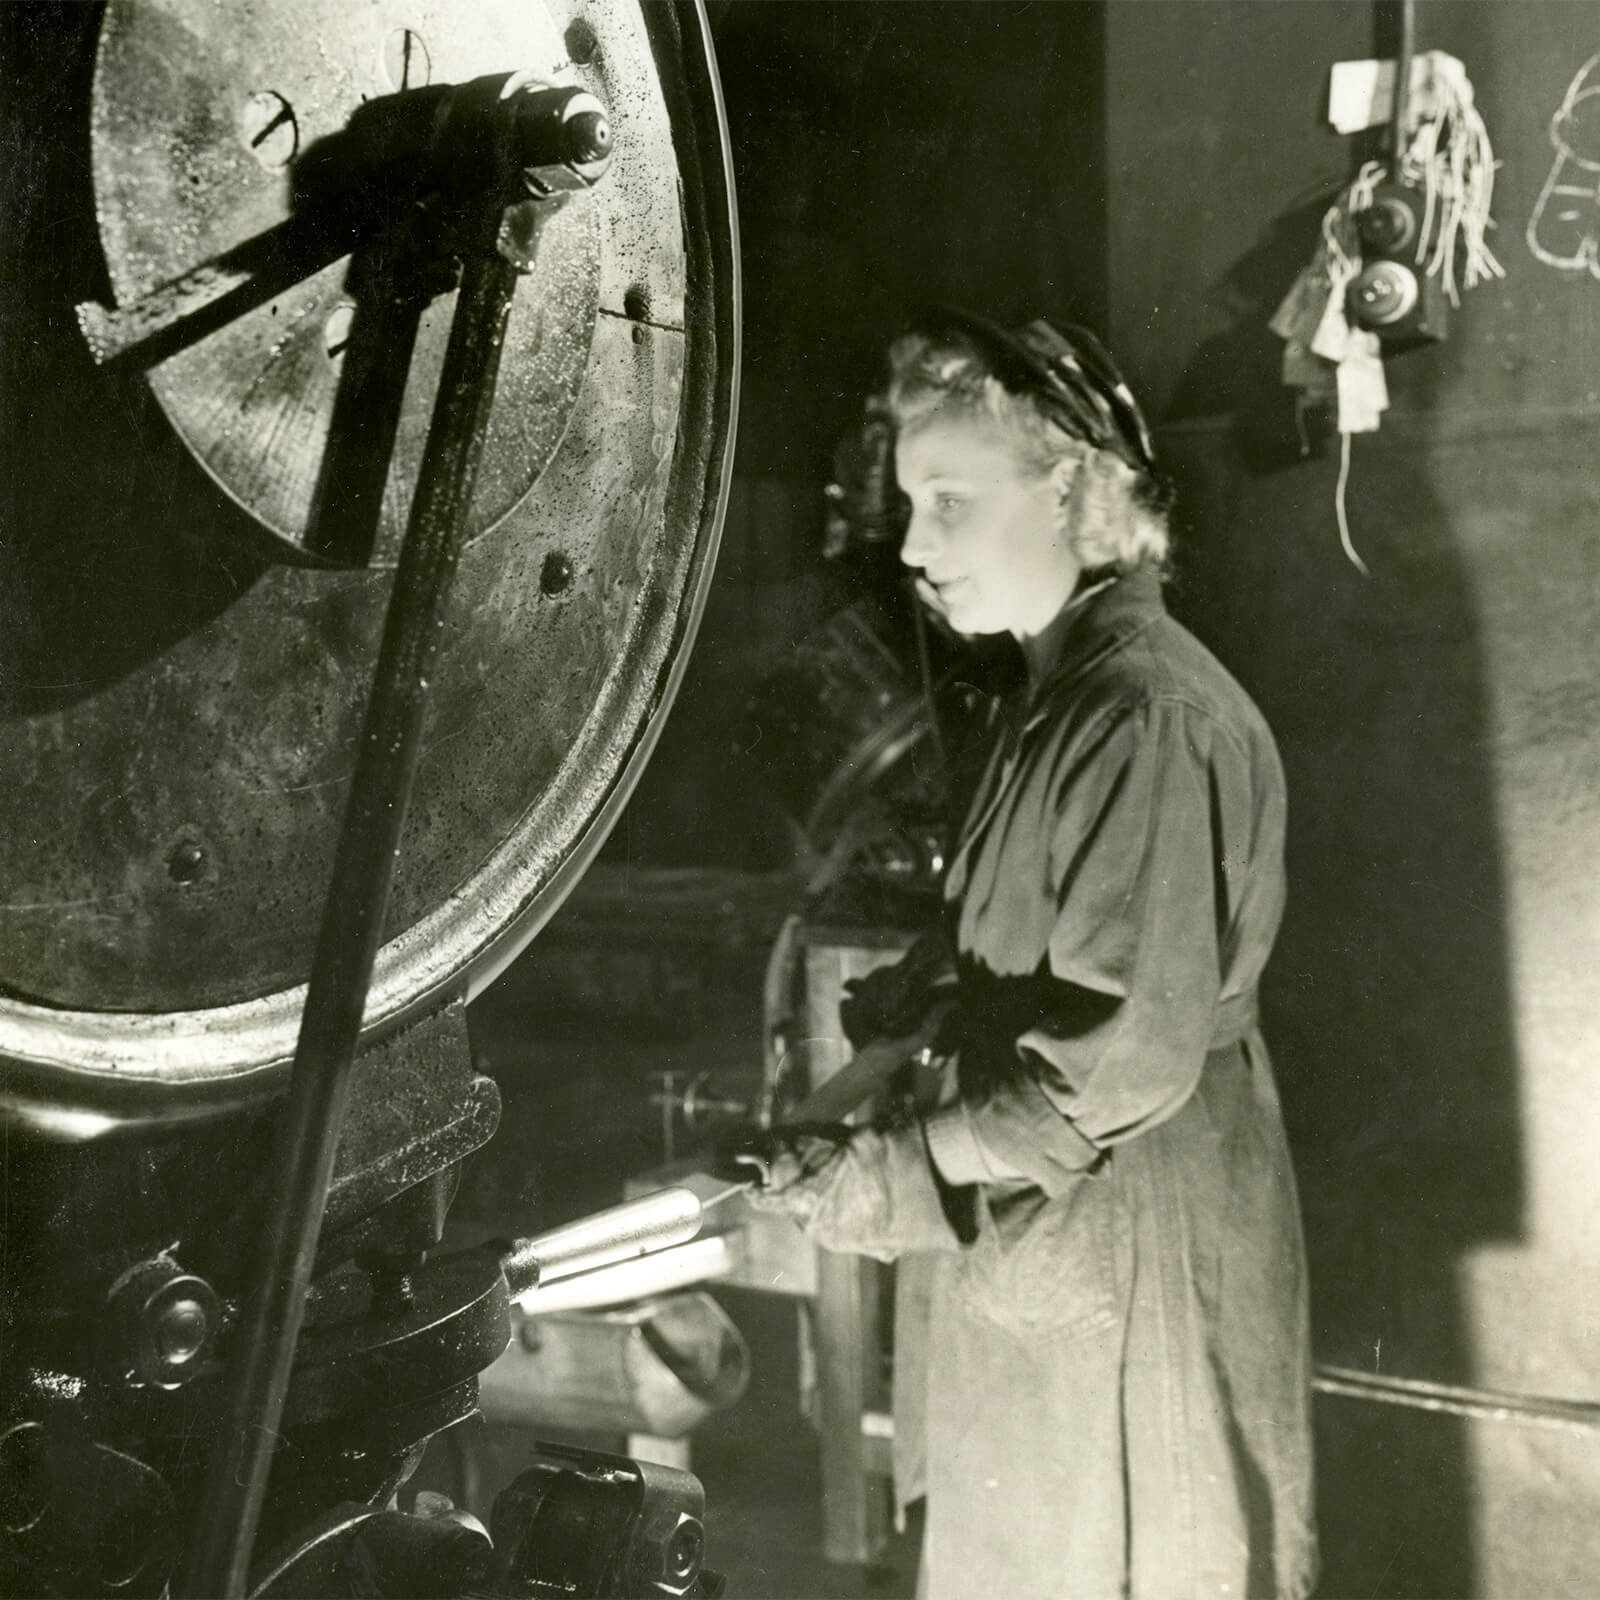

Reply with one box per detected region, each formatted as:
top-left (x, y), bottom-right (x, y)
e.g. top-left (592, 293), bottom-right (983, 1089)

top-left (886, 330), bottom-right (1171, 575)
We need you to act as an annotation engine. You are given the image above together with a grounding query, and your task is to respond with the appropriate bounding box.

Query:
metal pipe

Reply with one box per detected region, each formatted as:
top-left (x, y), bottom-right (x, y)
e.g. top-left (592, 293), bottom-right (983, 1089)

top-left (513, 1231), bottom-right (744, 1316)
top-left (1391, 0), bottom-right (1416, 163)
top-left (182, 239), bottom-right (520, 1600)
top-left (498, 1187), bottom-right (707, 1300)
top-left (1315, 1362), bottom-right (1600, 1438)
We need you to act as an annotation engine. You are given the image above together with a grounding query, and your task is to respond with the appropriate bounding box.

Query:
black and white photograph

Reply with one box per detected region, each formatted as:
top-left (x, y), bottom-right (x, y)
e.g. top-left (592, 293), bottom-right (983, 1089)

top-left (2, 2), bottom-right (1598, 1596)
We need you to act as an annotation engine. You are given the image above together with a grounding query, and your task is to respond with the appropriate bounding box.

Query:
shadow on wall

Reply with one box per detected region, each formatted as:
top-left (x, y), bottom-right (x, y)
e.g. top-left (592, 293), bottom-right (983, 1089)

top-left (1160, 308), bottom-right (1523, 1598)
top-left (0, 3), bottom-right (272, 722)
top-left (1162, 188), bottom-right (1348, 460)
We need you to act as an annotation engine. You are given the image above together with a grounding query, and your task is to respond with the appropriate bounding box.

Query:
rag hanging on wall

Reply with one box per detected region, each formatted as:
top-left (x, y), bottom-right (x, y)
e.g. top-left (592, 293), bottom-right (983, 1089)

top-left (1269, 0), bottom-right (1502, 574)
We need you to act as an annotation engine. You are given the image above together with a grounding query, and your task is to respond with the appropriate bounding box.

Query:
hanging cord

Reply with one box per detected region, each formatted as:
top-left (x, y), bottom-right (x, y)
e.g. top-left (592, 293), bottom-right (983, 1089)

top-left (1319, 175), bottom-right (1361, 286)
top-left (1347, 160), bottom-right (1386, 225)
top-left (1310, 159), bottom-right (1381, 323)
top-left (1334, 429), bottom-right (1369, 577)
top-left (1325, 57), bottom-right (1503, 310)
top-left (1317, 160), bottom-right (1384, 269)
top-left (1397, 57), bottom-right (1505, 303)
top-left (1317, 161), bottom-right (1385, 582)
top-left (1292, 49), bottom-right (1501, 583)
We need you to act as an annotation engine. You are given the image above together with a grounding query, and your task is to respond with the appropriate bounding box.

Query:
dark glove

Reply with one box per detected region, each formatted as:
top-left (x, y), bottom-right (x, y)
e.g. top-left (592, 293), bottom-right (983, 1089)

top-left (839, 967), bottom-right (909, 1050)
top-left (840, 966), bottom-right (959, 1052)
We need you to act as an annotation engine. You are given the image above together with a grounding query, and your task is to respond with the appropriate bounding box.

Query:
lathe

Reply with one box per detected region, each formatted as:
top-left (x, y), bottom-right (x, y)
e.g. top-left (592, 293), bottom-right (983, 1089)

top-left (0, 2), bottom-right (737, 1593)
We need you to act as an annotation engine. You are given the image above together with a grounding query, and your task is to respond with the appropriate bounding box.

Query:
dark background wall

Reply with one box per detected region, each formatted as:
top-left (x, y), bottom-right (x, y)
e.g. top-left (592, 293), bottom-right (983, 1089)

top-left (598, 4), bottom-right (1600, 1593)
top-left (1100, 6), bottom-right (1600, 1594)
top-left (611, 1), bottom-right (1109, 868)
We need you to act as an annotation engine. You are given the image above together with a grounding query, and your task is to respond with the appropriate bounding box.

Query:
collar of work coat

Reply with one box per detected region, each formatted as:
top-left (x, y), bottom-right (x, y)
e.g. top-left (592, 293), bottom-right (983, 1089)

top-left (1016, 564), bottom-right (1166, 732)
top-left (950, 565), bottom-right (1167, 877)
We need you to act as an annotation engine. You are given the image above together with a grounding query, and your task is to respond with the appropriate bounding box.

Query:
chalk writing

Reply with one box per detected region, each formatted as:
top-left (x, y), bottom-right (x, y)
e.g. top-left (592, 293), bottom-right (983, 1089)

top-left (1528, 53), bottom-right (1600, 277)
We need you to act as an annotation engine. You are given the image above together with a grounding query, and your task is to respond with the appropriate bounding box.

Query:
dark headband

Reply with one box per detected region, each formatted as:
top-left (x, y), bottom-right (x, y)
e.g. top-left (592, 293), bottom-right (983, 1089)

top-left (911, 305), bottom-right (1157, 474)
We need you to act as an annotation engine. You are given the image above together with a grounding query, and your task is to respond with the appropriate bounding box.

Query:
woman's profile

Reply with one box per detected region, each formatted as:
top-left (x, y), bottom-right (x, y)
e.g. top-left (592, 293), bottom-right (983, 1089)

top-left (736, 308), bottom-right (1318, 1600)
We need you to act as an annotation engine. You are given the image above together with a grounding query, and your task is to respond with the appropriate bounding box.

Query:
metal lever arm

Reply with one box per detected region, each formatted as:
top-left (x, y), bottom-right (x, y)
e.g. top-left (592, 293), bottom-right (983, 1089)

top-left (75, 78), bottom-right (610, 367)
top-left (182, 227), bottom-right (522, 1600)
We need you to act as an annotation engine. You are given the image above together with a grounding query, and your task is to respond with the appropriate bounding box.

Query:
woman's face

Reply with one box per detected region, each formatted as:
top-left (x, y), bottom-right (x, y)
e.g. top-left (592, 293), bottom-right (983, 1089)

top-left (896, 407), bottom-right (1079, 640)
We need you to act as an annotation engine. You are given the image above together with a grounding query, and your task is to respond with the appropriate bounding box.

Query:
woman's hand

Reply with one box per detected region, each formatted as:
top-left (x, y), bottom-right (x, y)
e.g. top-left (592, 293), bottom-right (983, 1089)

top-left (839, 953), bottom-right (957, 1051)
top-left (714, 1122), bottom-right (854, 1224)
top-left (714, 1116), bottom-right (967, 1257)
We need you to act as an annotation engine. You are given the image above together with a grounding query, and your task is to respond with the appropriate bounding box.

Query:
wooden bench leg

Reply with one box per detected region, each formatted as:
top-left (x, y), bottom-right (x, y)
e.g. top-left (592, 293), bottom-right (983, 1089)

top-left (816, 1251), bottom-right (892, 1563)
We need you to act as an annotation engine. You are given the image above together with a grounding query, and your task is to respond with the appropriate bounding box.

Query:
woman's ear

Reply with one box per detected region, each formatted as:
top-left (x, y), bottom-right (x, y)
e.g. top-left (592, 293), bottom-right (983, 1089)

top-left (1049, 453), bottom-right (1081, 511)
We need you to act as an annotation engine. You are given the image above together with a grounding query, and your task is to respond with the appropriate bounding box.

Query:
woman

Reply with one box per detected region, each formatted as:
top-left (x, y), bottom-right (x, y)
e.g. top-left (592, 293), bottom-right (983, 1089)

top-left (741, 310), bottom-right (1317, 1599)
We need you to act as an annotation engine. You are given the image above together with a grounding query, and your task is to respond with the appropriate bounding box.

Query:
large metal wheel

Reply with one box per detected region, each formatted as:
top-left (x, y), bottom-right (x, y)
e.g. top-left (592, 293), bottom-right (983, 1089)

top-left (0, 0), bottom-right (739, 1133)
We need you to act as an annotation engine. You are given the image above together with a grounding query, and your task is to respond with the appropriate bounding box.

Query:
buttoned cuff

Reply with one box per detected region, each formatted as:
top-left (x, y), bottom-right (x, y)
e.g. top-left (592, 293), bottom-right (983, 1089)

top-left (798, 1122), bottom-right (969, 1259)
top-left (927, 1072), bottom-right (1105, 1197)
top-left (922, 1102), bottom-right (1023, 1185)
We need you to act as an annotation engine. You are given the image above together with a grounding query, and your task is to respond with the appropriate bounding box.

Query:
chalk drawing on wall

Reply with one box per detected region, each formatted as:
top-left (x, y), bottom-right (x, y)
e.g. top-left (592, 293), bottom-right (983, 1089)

top-left (1527, 52), bottom-right (1600, 277)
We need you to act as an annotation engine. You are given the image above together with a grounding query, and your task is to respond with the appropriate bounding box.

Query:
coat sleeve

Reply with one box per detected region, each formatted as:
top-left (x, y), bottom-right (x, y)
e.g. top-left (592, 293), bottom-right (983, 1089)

top-left (748, 1120), bottom-right (970, 1259)
top-left (806, 1122), bottom-right (970, 1259)
top-left (922, 698), bottom-right (1229, 1198)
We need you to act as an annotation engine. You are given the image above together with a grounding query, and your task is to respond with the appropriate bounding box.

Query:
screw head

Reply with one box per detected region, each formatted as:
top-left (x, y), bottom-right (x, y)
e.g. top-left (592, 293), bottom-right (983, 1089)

top-left (664, 1517), bottom-right (703, 1582)
top-left (237, 91), bottom-right (298, 171)
top-left (380, 27), bottom-right (431, 92)
top-left (154, 1298), bottom-right (208, 1366)
top-left (564, 110), bottom-right (612, 167)
top-left (323, 302), bottom-right (355, 361)
top-left (167, 840), bottom-right (206, 884)
top-left (540, 553), bottom-right (574, 596)
top-left (564, 18), bottom-right (600, 66)
top-left (113, 1262), bottom-right (219, 1388)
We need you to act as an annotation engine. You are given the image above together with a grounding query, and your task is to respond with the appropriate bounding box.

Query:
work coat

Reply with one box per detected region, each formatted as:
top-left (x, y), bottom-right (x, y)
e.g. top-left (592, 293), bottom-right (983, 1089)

top-left (801, 568), bottom-right (1318, 1599)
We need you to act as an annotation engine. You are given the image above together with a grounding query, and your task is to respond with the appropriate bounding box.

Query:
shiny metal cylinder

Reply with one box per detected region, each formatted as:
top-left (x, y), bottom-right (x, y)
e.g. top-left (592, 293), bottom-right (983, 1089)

top-left (500, 1186), bottom-right (705, 1298)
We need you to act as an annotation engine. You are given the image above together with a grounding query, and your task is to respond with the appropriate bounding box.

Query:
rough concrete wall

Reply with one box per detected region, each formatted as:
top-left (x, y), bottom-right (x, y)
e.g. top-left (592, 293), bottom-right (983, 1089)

top-left (1104, 3), bottom-right (1600, 1592)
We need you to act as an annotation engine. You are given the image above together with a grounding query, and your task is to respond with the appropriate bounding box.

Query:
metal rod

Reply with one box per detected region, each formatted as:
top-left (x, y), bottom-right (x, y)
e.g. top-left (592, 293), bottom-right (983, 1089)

top-left (1390, 0), bottom-right (1416, 163)
top-left (498, 1187), bottom-right (707, 1300)
top-left (1314, 1363), bottom-right (1600, 1438)
top-left (182, 240), bottom-right (520, 1600)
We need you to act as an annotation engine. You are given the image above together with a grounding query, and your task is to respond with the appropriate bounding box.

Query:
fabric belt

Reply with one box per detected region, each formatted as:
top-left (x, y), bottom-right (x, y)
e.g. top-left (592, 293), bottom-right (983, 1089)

top-left (1208, 988), bottom-right (1259, 1052)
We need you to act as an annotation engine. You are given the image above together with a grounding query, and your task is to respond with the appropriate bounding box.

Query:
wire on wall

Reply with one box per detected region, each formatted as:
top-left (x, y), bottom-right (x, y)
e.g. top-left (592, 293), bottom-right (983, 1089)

top-left (1332, 430), bottom-right (1368, 578)
top-left (1269, 32), bottom-right (1502, 577)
